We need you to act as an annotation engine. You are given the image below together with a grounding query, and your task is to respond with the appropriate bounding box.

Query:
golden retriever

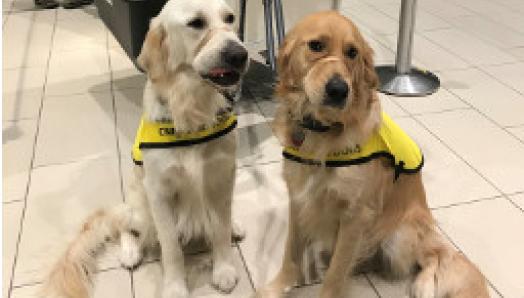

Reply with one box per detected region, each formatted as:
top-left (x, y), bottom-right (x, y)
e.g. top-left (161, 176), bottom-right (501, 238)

top-left (256, 11), bottom-right (490, 298)
top-left (42, 0), bottom-right (248, 297)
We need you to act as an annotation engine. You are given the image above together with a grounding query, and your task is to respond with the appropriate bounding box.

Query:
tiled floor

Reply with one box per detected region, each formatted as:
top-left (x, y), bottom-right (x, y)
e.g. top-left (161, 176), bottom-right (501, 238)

top-left (3, 0), bottom-right (524, 297)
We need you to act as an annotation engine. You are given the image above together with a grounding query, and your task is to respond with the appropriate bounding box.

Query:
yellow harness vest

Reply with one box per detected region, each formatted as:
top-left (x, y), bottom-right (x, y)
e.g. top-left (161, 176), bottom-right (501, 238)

top-left (132, 113), bottom-right (237, 165)
top-left (283, 113), bottom-right (423, 179)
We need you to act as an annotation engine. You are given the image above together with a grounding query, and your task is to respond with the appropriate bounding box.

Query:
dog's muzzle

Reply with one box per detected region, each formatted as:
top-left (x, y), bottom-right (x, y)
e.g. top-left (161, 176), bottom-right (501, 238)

top-left (324, 74), bottom-right (349, 108)
top-left (202, 41), bottom-right (248, 87)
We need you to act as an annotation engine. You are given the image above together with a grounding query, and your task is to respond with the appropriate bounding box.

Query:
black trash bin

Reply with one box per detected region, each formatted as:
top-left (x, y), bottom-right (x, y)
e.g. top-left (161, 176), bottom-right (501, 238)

top-left (95, 0), bottom-right (167, 69)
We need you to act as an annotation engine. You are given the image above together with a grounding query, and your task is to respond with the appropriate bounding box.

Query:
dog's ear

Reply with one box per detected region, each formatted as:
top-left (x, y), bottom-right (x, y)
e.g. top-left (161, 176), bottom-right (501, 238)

top-left (353, 37), bottom-right (379, 108)
top-left (277, 34), bottom-right (299, 90)
top-left (137, 18), bottom-right (169, 80)
top-left (358, 39), bottom-right (379, 90)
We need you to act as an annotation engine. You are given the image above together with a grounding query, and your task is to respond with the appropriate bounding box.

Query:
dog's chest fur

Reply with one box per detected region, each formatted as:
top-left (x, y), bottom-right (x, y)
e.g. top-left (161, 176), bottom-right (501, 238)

top-left (284, 159), bottom-right (390, 246)
top-left (140, 81), bottom-right (236, 243)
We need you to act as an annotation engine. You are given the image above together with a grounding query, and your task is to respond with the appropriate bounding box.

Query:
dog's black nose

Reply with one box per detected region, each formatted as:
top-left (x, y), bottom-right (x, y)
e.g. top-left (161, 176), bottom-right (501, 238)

top-left (325, 75), bottom-right (349, 107)
top-left (223, 41), bottom-right (248, 69)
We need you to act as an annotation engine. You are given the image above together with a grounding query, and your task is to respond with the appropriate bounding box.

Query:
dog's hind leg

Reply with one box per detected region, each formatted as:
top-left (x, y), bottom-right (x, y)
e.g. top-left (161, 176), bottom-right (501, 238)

top-left (382, 221), bottom-right (489, 298)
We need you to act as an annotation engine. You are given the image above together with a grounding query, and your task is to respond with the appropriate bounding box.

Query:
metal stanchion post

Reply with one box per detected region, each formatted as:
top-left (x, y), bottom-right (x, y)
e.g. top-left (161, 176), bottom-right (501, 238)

top-left (375, 0), bottom-right (440, 96)
top-left (274, 0), bottom-right (285, 46)
top-left (263, 0), bottom-right (276, 71)
top-left (239, 0), bottom-right (247, 41)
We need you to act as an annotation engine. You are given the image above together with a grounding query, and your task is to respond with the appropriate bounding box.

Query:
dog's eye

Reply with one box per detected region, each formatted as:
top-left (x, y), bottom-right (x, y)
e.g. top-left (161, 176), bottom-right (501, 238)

top-left (308, 40), bottom-right (324, 52)
top-left (187, 17), bottom-right (206, 29)
top-left (346, 46), bottom-right (358, 59)
top-left (224, 13), bottom-right (235, 24)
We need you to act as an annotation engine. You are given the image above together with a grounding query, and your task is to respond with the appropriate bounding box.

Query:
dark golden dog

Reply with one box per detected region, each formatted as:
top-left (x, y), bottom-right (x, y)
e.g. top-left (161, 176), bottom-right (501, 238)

top-left (257, 11), bottom-right (490, 298)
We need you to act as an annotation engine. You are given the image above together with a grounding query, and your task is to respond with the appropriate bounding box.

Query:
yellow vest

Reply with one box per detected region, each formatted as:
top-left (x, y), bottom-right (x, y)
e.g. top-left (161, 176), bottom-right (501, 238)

top-left (283, 112), bottom-right (423, 179)
top-left (132, 113), bottom-right (237, 165)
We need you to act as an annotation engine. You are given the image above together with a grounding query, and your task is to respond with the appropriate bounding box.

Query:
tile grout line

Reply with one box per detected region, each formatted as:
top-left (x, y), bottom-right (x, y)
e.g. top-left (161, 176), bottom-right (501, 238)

top-left (430, 194), bottom-right (505, 211)
top-left (435, 226), bottom-right (505, 298)
top-left (7, 8), bottom-right (58, 298)
top-left (106, 27), bottom-right (135, 297)
top-left (364, 274), bottom-right (382, 298)
top-left (3, 199), bottom-right (25, 206)
top-left (234, 243), bottom-right (256, 291)
top-left (106, 28), bottom-right (126, 204)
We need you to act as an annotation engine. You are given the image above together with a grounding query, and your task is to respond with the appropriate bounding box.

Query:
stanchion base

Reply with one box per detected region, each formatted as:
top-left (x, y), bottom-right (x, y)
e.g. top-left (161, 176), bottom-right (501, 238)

top-left (376, 66), bottom-right (440, 96)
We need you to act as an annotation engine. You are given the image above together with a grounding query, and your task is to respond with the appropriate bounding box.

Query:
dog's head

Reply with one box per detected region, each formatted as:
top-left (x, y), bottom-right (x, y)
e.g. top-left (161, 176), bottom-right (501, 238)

top-left (138, 0), bottom-right (249, 90)
top-left (277, 11), bottom-right (378, 128)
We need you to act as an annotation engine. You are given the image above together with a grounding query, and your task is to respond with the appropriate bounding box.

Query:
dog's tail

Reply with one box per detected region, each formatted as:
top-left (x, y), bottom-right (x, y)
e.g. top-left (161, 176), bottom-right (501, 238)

top-left (41, 207), bottom-right (129, 298)
top-left (412, 231), bottom-right (490, 298)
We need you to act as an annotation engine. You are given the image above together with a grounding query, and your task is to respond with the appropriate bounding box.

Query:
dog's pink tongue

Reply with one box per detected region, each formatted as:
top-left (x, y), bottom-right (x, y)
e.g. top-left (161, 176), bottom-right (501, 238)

top-left (209, 68), bottom-right (228, 76)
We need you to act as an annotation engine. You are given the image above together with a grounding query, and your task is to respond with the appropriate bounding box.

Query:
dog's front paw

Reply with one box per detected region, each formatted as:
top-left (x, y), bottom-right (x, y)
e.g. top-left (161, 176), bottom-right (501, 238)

top-left (411, 273), bottom-right (436, 298)
top-left (212, 262), bottom-right (239, 293)
top-left (162, 281), bottom-right (189, 298)
top-left (120, 232), bottom-right (143, 269)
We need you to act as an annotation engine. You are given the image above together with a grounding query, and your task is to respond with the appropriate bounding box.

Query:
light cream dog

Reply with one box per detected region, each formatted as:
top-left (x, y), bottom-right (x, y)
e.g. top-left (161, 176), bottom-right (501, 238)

top-left (43, 1), bottom-right (248, 297)
top-left (257, 11), bottom-right (490, 298)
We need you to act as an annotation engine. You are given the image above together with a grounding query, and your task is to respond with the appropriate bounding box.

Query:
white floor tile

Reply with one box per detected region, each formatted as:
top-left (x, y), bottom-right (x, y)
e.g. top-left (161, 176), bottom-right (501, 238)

top-left (481, 62), bottom-right (524, 94)
top-left (3, 90), bottom-right (42, 121)
top-left (380, 93), bottom-right (408, 118)
top-left (133, 248), bottom-right (254, 298)
top-left (3, 67), bottom-right (46, 122)
top-left (440, 68), bottom-right (524, 127)
top-left (233, 162), bottom-right (288, 288)
top-left (507, 46), bottom-right (524, 61)
top-left (369, 2), bottom-right (451, 32)
top-left (237, 112), bottom-right (281, 167)
top-left (417, 0), bottom-right (474, 20)
top-left (52, 21), bottom-right (107, 53)
top-left (45, 48), bottom-right (110, 96)
top-left (340, 3), bottom-right (398, 36)
top-left (34, 92), bottom-right (117, 167)
top-left (3, 67), bottom-right (47, 97)
top-left (3, 202), bottom-right (24, 298)
top-left (446, 0), bottom-right (524, 35)
top-left (3, 120), bottom-right (37, 202)
top-left (109, 47), bottom-right (146, 91)
top-left (13, 156), bottom-right (123, 286)
top-left (379, 33), bottom-right (471, 71)
top-left (2, 10), bottom-right (55, 69)
top-left (445, 15), bottom-right (524, 50)
top-left (389, 88), bottom-right (468, 115)
top-left (433, 198), bottom-right (524, 297)
top-left (509, 193), bottom-right (524, 210)
top-left (114, 87), bottom-right (142, 157)
top-left (416, 109), bottom-right (524, 194)
top-left (394, 117), bottom-right (499, 208)
top-left (424, 28), bottom-right (517, 66)
top-left (10, 268), bottom-right (133, 298)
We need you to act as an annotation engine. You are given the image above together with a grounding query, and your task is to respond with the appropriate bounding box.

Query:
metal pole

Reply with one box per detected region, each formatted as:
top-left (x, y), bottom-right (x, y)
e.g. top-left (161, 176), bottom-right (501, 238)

top-left (375, 0), bottom-right (440, 96)
top-left (274, 0), bottom-right (285, 46)
top-left (238, 0), bottom-right (247, 42)
top-left (395, 0), bottom-right (416, 74)
top-left (263, 0), bottom-right (276, 71)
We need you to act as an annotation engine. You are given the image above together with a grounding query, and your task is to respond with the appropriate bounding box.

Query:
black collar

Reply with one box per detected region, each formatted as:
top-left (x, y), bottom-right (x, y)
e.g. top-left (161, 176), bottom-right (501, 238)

top-left (300, 115), bottom-right (333, 133)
